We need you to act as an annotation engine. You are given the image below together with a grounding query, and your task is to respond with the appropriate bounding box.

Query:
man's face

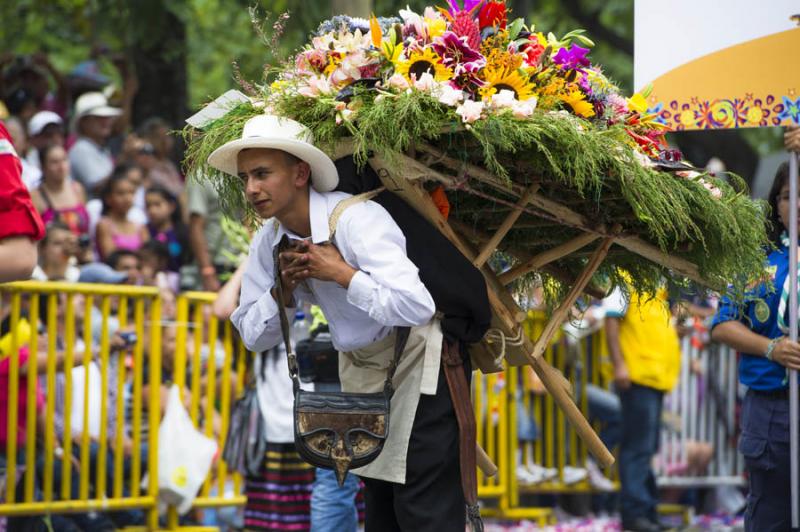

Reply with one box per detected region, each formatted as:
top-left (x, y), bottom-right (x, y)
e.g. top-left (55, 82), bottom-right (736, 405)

top-left (115, 255), bottom-right (141, 284)
top-left (80, 115), bottom-right (113, 140)
top-left (32, 123), bottom-right (64, 150)
top-left (237, 148), bottom-right (310, 219)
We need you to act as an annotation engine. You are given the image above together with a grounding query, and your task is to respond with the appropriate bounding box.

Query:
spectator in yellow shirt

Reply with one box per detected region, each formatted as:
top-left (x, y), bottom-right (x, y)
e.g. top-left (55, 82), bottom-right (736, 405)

top-left (604, 282), bottom-right (680, 532)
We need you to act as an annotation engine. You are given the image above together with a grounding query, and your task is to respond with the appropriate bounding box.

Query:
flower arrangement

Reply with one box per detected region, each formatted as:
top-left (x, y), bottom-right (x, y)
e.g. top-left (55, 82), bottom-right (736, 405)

top-left (273, 1), bottom-right (667, 159)
top-left (184, 1), bottom-right (769, 304)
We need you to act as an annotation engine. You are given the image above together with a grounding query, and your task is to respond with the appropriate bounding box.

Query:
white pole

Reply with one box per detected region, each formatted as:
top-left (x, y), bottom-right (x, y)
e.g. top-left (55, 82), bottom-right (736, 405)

top-left (789, 151), bottom-right (799, 529)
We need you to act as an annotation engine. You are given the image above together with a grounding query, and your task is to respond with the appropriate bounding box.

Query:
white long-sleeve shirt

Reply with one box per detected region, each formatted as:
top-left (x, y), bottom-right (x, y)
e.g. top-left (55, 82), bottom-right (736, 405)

top-left (231, 188), bottom-right (436, 353)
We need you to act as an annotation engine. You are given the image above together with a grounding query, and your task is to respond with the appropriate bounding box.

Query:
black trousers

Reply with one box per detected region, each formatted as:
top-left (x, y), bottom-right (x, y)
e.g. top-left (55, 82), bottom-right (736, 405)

top-left (362, 363), bottom-right (467, 531)
top-left (740, 389), bottom-right (795, 532)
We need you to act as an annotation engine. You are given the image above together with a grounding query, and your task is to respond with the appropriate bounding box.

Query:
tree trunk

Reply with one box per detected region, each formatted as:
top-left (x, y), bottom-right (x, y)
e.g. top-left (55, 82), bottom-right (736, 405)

top-left (130, 2), bottom-right (189, 131)
top-left (331, 0), bottom-right (371, 18)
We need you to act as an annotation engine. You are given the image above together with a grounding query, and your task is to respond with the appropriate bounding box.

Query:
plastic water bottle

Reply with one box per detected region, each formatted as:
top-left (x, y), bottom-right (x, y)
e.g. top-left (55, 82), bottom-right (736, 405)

top-left (292, 311), bottom-right (310, 342)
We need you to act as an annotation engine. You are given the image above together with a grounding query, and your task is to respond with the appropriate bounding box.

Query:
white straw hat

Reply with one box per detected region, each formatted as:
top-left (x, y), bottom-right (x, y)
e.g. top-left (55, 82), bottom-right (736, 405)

top-left (71, 91), bottom-right (121, 131)
top-left (207, 114), bottom-right (338, 192)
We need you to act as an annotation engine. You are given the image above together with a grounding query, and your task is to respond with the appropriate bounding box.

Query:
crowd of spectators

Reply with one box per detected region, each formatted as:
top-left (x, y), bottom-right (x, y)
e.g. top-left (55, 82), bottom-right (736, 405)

top-left (0, 52), bottom-right (242, 530)
top-left (0, 51), bottom-right (238, 313)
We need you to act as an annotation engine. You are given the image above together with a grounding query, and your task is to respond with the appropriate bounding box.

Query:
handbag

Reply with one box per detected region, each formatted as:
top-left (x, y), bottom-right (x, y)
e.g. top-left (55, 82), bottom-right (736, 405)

top-left (273, 235), bottom-right (410, 485)
top-left (222, 382), bottom-right (267, 477)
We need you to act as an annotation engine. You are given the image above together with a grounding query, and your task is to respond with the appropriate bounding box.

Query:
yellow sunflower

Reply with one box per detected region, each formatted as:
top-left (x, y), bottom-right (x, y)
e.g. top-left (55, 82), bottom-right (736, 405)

top-left (560, 89), bottom-right (596, 118)
top-left (394, 47), bottom-right (452, 83)
top-left (480, 66), bottom-right (536, 101)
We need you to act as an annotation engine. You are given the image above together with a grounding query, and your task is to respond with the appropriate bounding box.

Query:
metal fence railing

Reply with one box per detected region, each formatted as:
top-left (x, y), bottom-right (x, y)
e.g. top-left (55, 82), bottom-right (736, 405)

top-left (0, 285), bottom-right (744, 528)
top-left (0, 281), bottom-right (162, 529)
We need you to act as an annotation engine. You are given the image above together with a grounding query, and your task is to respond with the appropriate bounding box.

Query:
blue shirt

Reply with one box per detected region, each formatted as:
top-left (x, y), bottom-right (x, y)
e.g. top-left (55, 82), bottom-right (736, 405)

top-left (711, 243), bottom-right (789, 391)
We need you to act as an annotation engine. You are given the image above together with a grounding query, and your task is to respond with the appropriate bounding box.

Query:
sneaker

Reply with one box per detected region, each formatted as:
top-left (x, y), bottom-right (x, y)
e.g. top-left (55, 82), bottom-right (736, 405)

top-left (562, 465), bottom-right (588, 484)
top-left (516, 464), bottom-right (538, 485)
top-left (586, 458), bottom-right (615, 491)
top-left (526, 463), bottom-right (558, 483)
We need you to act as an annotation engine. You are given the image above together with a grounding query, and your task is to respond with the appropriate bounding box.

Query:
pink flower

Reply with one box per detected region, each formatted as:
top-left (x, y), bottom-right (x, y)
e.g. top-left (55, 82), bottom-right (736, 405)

top-left (413, 72), bottom-right (437, 92)
top-left (490, 89), bottom-right (516, 108)
top-left (387, 73), bottom-right (410, 90)
top-left (296, 49), bottom-right (328, 74)
top-left (511, 98), bottom-right (536, 118)
top-left (697, 178), bottom-right (723, 199)
top-left (297, 76), bottom-right (333, 98)
top-left (456, 99), bottom-right (484, 123)
top-left (432, 31), bottom-right (486, 75)
top-left (446, 0), bottom-right (482, 15)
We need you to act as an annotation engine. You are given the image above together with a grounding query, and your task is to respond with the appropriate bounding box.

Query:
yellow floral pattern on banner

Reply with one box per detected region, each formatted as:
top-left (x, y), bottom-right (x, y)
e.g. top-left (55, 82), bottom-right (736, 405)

top-left (651, 93), bottom-right (799, 130)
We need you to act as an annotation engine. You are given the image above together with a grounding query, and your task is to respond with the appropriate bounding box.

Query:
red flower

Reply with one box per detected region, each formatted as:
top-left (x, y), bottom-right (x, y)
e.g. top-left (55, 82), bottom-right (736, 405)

top-left (478, 1), bottom-right (507, 30)
top-left (521, 38), bottom-right (544, 66)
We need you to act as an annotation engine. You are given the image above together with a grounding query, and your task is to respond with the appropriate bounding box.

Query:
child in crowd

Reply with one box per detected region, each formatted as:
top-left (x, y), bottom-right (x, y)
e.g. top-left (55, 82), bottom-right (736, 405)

top-left (106, 249), bottom-right (141, 285)
top-left (95, 165), bottom-right (148, 260)
top-left (138, 240), bottom-right (178, 317)
top-left (145, 185), bottom-right (191, 273)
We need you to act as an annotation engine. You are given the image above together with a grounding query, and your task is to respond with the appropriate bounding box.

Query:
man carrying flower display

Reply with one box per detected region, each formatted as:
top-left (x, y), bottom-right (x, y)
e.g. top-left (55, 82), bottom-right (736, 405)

top-left (218, 114), bottom-right (472, 531)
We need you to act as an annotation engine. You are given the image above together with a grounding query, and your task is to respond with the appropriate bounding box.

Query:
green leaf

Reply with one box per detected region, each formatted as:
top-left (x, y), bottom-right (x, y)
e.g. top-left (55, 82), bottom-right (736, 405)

top-left (508, 17), bottom-right (525, 41)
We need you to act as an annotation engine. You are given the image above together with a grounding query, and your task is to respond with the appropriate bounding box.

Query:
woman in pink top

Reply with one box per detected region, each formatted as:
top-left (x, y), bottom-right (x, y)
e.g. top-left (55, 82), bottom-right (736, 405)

top-left (30, 144), bottom-right (90, 238)
top-left (95, 164), bottom-right (148, 260)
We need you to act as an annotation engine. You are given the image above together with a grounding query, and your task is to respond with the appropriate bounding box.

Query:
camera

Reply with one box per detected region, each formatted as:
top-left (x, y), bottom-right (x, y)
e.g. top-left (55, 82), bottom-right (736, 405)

top-left (117, 331), bottom-right (137, 348)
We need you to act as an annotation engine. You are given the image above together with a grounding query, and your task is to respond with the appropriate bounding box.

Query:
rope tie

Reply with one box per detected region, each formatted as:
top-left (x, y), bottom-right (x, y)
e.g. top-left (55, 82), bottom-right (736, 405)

top-left (484, 326), bottom-right (525, 365)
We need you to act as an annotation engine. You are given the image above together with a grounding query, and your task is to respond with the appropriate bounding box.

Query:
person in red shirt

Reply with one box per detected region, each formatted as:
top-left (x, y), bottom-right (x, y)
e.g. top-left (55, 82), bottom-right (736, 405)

top-left (0, 121), bottom-right (45, 282)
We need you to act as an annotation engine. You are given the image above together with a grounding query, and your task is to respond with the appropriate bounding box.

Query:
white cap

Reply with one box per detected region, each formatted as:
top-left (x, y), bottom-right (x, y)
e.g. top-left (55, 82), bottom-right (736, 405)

top-left (28, 110), bottom-right (63, 137)
top-left (71, 91), bottom-right (121, 131)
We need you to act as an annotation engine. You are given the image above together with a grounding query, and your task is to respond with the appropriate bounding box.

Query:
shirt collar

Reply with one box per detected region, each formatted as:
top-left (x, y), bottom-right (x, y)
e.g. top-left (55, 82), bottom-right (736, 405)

top-left (271, 188), bottom-right (330, 247)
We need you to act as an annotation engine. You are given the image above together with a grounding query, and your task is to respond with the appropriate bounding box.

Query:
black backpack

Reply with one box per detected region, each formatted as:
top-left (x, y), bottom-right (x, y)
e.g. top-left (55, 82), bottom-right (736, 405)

top-left (334, 155), bottom-right (491, 345)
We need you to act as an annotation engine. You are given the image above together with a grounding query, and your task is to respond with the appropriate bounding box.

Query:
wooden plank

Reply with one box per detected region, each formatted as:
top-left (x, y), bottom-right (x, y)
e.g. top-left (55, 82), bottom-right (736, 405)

top-left (473, 183), bottom-right (540, 268)
top-left (499, 232), bottom-right (602, 286)
top-left (449, 218), bottom-right (609, 300)
top-left (531, 235), bottom-right (615, 361)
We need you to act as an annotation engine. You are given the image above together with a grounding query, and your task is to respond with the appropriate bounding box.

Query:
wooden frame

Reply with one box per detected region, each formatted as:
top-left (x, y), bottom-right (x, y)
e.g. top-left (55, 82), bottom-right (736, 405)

top-left (340, 142), bottom-right (719, 468)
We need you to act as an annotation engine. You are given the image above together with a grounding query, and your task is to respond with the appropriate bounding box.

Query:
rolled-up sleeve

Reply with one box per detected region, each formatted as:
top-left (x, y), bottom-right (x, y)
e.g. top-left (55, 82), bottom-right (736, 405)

top-left (710, 293), bottom-right (743, 331)
top-left (340, 201), bottom-right (435, 327)
top-left (230, 229), bottom-right (293, 352)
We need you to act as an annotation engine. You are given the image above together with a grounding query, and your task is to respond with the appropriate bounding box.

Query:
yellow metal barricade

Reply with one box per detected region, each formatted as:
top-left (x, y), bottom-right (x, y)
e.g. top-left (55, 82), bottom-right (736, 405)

top-left (0, 281), bottom-right (162, 529)
top-left (0, 283), bottom-right (627, 528)
top-left (167, 292), bottom-right (248, 528)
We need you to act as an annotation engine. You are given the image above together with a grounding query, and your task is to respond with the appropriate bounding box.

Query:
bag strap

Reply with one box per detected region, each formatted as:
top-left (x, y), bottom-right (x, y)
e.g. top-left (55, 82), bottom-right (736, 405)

top-left (441, 340), bottom-right (484, 532)
top-left (273, 235), bottom-right (301, 393)
top-left (328, 188), bottom-right (385, 239)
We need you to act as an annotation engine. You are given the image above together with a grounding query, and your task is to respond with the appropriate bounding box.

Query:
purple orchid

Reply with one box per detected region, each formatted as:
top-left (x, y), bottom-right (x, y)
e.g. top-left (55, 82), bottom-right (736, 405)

top-left (579, 73), bottom-right (593, 96)
top-left (552, 44), bottom-right (591, 71)
top-left (447, 0), bottom-right (483, 15)
top-left (432, 31), bottom-right (486, 76)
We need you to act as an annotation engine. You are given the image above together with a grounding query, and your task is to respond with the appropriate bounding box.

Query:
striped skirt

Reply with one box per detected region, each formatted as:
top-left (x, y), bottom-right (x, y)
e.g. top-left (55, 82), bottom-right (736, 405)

top-left (244, 443), bottom-right (315, 531)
